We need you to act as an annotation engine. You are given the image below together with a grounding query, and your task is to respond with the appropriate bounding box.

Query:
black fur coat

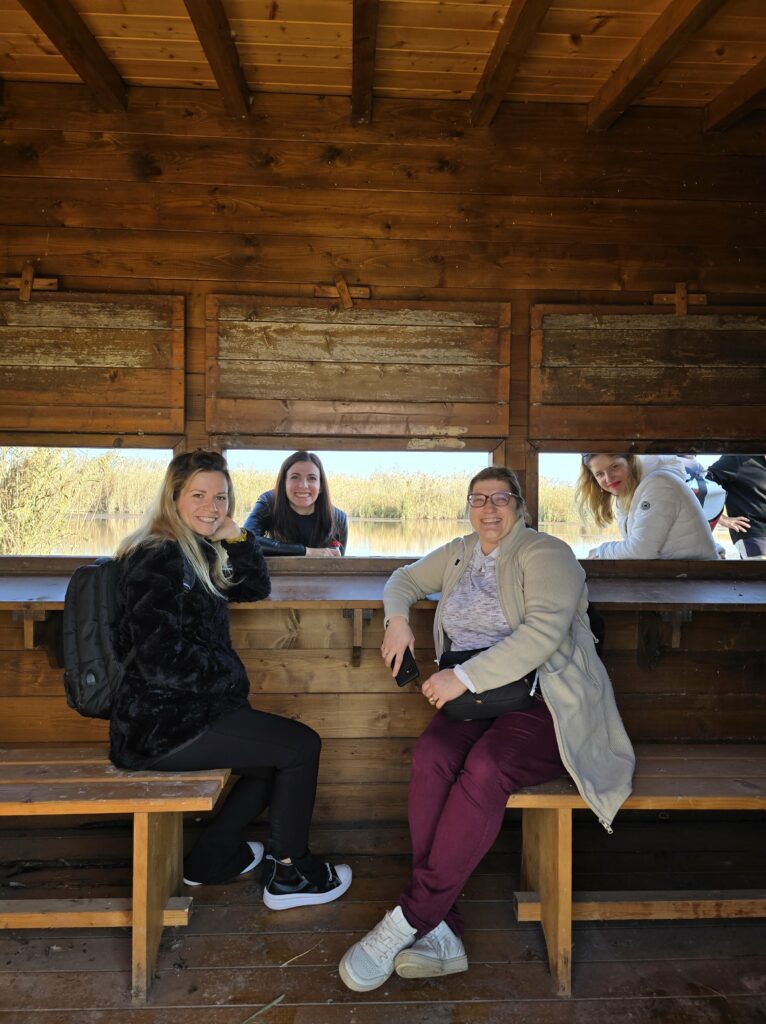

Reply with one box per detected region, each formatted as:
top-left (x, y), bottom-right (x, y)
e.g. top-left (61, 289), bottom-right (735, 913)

top-left (109, 531), bottom-right (271, 769)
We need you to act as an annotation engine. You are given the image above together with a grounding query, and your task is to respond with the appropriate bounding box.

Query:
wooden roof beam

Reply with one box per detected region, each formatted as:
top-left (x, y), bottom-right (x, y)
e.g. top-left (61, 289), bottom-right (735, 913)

top-left (352, 0), bottom-right (379, 124)
top-left (587, 0), bottom-right (728, 132)
top-left (470, 0), bottom-right (553, 128)
top-left (704, 56), bottom-right (766, 132)
top-left (182, 0), bottom-right (251, 118)
top-left (15, 0), bottom-right (126, 111)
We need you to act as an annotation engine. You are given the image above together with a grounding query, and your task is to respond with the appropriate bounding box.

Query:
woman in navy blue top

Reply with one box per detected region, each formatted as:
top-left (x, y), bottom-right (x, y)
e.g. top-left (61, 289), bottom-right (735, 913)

top-left (244, 451), bottom-right (348, 557)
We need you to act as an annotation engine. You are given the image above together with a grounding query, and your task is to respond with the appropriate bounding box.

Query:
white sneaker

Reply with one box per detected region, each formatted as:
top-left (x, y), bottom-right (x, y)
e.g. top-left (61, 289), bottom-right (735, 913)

top-left (339, 906), bottom-right (417, 992)
top-left (394, 919), bottom-right (468, 978)
top-left (183, 840), bottom-right (264, 886)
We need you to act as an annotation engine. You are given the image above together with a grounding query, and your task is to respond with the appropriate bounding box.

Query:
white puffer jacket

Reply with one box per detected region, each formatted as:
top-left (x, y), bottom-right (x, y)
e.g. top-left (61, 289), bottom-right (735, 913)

top-left (591, 455), bottom-right (718, 560)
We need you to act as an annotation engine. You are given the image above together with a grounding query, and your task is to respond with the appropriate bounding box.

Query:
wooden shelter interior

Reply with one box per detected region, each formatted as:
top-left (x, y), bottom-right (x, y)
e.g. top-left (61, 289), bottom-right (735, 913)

top-left (1, 0), bottom-right (765, 1019)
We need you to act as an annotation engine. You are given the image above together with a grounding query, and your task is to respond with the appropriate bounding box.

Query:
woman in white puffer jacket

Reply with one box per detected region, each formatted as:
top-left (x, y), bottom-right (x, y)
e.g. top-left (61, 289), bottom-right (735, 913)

top-left (577, 453), bottom-right (718, 560)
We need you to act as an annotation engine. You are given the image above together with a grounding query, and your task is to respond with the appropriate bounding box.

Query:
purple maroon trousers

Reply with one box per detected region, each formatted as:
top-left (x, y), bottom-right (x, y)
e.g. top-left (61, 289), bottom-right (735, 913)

top-left (399, 700), bottom-right (565, 939)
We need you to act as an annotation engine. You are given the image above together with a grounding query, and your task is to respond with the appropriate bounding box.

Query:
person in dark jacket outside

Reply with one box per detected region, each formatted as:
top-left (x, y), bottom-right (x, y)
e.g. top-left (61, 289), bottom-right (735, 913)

top-left (110, 449), bottom-right (352, 908)
top-left (706, 454), bottom-right (766, 560)
top-left (244, 450), bottom-right (348, 557)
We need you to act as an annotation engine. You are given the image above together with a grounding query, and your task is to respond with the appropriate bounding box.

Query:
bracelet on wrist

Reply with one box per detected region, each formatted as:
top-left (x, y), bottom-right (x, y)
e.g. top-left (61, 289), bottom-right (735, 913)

top-left (226, 527), bottom-right (248, 544)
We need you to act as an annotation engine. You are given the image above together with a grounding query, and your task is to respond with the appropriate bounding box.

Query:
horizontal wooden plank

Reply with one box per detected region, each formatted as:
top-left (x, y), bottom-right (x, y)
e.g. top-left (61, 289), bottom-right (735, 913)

top-left (1, 81), bottom-right (763, 156)
top-left (536, 366), bottom-right (766, 406)
top-left (229, 606), bottom-right (435, 651)
top-left (0, 295), bottom-right (180, 329)
top-left (217, 322), bottom-right (504, 364)
top-left (207, 397), bottom-right (509, 436)
top-left (516, 890), bottom-right (766, 922)
top-left (538, 313), bottom-right (766, 332)
top-left (1, 127), bottom-right (764, 203)
top-left (242, 649), bottom-right (432, 694)
top-left (0, 692), bottom-right (435, 743)
top-left (5, 177), bottom-right (766, 247)
top-left (4, 227), bottom-right (765, 294)
top-left (0, 739), bottom-right (414, 784)
top-left (0, 404), bottom-right (184, 433)
top-left (0, 328), bottom-right (176, 369)
top-left (0, 777), bottom-right (227, 815)
top-left (539, 323), bottom-right (766, 367)
top-left (529, 404), bottom-right (766, 441)
top-left (215, 298), bottom-right (505, 327)
top-left (0, 365), bottom-right (180, 406)
top-left (0, 762), bottom-right (231, 784)
top-left (0, 897), bottom-right (191, 928)
top-left (508, 773), bottom-right (766, 810)
top-left (213, 359), bottom-right (509, 403)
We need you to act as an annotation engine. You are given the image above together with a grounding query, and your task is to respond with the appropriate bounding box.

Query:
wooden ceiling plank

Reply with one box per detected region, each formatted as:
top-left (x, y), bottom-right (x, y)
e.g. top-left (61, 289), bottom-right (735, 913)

top-left (14, 0), bottom-right (126, 111)
top-left (704, 56), bottom-right (766, 132)
top-left (587, 0), bottom-right (729, 131)
top-left (470, 0), bottom-right (553, 128)
top-left (182, 0), bottom-right (251, 118)
top-left (352, 0), bottom-right (379, 124)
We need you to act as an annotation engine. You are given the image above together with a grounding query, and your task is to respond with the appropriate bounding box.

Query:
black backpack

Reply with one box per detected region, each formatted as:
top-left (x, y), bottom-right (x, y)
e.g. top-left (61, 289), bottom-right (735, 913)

top-left (62, 556), bottom-right (193, 719)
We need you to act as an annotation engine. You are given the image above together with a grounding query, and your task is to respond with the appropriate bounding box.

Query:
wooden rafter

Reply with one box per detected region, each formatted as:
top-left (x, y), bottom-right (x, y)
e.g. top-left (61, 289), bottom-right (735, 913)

top-left (351, 0), bottom-right (379, 124)
top-left (587, 0), bottom-right (728, 132)
top-left (182, 0), bottom-right (251, 118)
top-left (15, 0), bottom-right (126, 111)
top-left (704, 56), bottom-right (766, 132)
top-left (470, 0), bottom-right (553, 128)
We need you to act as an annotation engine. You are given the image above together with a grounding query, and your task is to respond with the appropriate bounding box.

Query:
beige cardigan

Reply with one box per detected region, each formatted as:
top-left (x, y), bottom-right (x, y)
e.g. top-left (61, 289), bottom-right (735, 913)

top-left (383, 519), bottom-right (635, 829)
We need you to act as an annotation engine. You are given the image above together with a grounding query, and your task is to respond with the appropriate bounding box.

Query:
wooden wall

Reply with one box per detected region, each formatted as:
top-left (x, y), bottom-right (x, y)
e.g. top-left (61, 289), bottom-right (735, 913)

top-left (1, 82), bottom-right (765, 481)
top-left (1, 82), bottom-right (765, 829)
top-left (1, 592), bottom-right (764, 828)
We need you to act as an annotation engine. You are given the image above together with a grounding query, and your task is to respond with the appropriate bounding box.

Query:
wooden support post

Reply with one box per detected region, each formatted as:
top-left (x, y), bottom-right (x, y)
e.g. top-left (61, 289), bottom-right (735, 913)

top-left (333, 274), bottom-right (355, 310)
top-left (661, 609), bottom-right (692, 649)
top-left (11, 609), bottom-right (47, 650)
top-left (637, 610), bottom-right (664, 669)
top-left (19, 263), bottom-right (35, 302)
top-left (131, 811), bottom-right (183, 1004)
top-left (343, 608), bottom-right (371, 666)
top-left (518, 806), bottom-right (572, 996)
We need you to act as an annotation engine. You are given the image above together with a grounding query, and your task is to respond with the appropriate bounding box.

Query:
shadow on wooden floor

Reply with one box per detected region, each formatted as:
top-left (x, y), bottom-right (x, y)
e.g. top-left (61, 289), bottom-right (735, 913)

top-left (1, 816), bottom-right (765, 1023)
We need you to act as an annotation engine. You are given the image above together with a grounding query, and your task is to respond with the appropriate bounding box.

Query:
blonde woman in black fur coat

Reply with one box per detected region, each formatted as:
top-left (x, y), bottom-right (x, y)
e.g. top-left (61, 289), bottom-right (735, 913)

top-left (110, 449), bottom-right (351, 909)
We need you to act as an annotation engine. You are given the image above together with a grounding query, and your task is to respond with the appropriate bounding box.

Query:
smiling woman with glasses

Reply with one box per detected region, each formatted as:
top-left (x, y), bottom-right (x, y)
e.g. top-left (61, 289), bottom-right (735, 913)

top-left (339, 465), bottom-right (634, 994)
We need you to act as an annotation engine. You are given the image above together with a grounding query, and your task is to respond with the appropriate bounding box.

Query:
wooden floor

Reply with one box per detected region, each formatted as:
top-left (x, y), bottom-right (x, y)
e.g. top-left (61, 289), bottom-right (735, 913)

top-left (1, 816), bottom-right (765, 1024)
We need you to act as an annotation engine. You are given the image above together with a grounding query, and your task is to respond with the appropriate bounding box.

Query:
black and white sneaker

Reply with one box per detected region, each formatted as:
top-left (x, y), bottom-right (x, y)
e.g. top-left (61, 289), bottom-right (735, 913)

top-left (262, 854), bottom-right (352, 910)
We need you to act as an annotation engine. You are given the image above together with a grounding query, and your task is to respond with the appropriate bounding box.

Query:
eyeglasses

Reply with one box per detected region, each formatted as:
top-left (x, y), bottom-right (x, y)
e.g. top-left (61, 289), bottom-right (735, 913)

top-left (467, 491), bottom-right (517, 508)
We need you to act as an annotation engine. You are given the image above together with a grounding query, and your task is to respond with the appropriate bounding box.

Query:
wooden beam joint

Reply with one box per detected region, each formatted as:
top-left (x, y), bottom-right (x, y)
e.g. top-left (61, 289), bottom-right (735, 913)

top-left (0, 273), bottom-right (58, 294)
top-left (652, 282), bottom-right (707, 314)
top-left (313, 278), bottom-right (370, 305)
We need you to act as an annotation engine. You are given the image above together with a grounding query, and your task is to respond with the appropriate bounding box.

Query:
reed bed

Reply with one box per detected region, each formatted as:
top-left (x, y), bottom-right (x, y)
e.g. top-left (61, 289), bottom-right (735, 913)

top-left (0, 448), bottom-right (580, 555)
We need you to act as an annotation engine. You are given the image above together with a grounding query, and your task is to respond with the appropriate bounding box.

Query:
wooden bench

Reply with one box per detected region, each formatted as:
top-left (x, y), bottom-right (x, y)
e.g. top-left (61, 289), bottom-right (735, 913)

top-left (0, 746), bottom-right (229, 1003)
top-left (507, 742), bottom-right (766, 997)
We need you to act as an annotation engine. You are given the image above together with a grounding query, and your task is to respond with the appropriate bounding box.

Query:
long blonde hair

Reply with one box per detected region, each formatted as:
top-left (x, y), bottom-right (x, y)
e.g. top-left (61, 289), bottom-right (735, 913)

top-left (116, 450), bottom-right (236, 597)
top-left (575, 453), bottom-right (642, 528)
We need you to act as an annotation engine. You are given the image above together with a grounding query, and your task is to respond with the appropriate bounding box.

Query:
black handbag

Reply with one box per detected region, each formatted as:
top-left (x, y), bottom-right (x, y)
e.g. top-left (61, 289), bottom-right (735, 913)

top-left (438, 647), bottom-right (536, 721)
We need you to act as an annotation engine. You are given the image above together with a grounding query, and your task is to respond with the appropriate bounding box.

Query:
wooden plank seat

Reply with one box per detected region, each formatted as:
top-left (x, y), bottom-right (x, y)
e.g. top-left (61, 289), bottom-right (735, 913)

top-left (0, 745), bottom-right (229, 1003)
top-left (506, 742), bottom-right (766, 997)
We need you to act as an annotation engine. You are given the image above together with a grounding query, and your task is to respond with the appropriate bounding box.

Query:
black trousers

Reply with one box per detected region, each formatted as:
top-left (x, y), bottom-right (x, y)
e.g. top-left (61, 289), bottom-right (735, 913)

top-left (150, 705), bottom-right (321, 884)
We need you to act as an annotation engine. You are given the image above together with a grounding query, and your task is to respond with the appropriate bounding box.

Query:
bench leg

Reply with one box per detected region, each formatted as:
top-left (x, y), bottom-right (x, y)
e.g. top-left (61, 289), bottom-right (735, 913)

top-left (520, 807), bottom-right (572, 996)
top-left (131, 811), bottom-right (183, 1003)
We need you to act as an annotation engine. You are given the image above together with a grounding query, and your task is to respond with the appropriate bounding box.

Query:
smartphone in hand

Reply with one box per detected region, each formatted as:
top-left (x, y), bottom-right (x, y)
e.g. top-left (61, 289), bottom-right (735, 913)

top-left (392, 648), bottom-right (420, 687)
